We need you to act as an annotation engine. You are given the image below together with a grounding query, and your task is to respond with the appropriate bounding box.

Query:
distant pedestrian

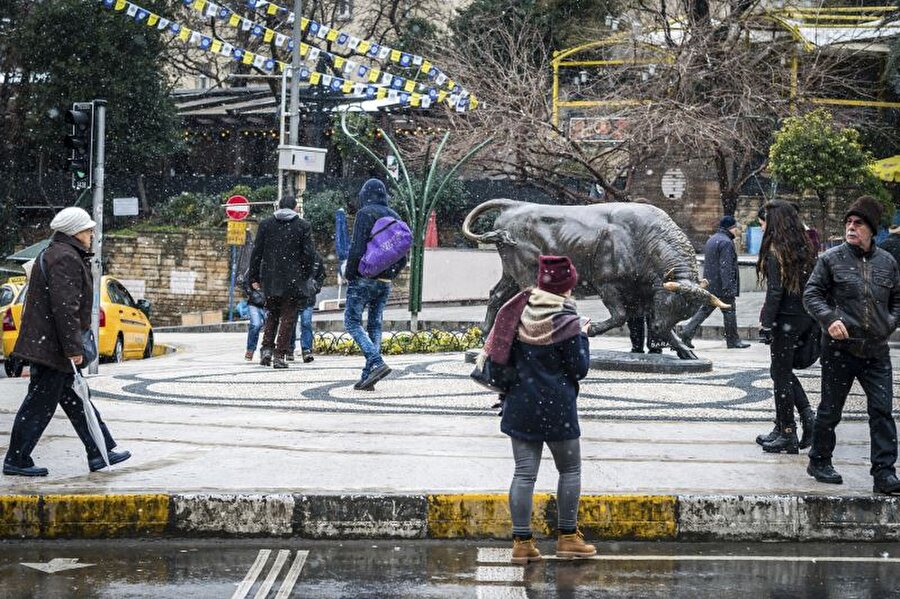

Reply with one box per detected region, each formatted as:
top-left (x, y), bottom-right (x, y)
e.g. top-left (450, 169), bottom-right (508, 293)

top-left (486, 255), bottom-right (595, 564)
top-left (343, 179), bottom-right (408, 390)
top-left (3, 207), bottom-right (131, 476)
top-left (680, 216), bottom-right (750, 349)
top-left (289, 252), bottom-right (326, 363)
top-left (878, 216), bottom-right (900, 267)
top-left (803, 196), bottom-right (900, 494)
top-left (627, 313), bottom-right (663, 354)
top-left (241, 271), bottom-right (267, 362)
top-left (754, 201), bottom-right (818, 454)
top-left (248, 196), bottom-right (316, 369)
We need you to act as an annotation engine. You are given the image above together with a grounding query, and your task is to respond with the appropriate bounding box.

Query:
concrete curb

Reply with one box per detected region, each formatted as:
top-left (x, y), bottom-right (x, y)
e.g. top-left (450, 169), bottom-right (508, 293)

top-left (2, 493), bottom-right (898, 541)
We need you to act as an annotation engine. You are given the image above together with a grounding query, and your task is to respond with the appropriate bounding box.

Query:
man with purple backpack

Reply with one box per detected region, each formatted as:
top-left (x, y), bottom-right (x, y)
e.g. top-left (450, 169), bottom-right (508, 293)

top-left (343, 178), bottom-right (410, 390)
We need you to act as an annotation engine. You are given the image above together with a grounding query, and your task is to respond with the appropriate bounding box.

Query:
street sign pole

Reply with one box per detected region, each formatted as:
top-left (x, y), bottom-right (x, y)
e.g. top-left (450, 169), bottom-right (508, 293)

top-left (228, 245), bottom-right (237, 322)
top-left (224, 196), bottom-right (250, 322)
top-left (89, 99), bottom-right (106, 375)
top-left (288, 0), bottom-right (303, 202)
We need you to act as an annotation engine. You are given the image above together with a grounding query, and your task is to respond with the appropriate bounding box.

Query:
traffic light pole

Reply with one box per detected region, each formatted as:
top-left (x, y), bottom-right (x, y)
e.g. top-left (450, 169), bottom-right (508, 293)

top-left (88, 100), bottom-right (106, 375)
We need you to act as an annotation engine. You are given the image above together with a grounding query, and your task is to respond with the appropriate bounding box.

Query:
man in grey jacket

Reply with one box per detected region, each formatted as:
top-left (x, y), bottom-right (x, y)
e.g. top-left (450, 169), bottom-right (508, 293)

top-left (803, 196), bottom-right (900, 494)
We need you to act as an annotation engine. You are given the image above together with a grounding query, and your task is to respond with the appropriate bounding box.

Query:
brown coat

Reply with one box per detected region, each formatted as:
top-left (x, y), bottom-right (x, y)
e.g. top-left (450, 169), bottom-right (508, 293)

top-left (13, 233), bottom-right (92, 372)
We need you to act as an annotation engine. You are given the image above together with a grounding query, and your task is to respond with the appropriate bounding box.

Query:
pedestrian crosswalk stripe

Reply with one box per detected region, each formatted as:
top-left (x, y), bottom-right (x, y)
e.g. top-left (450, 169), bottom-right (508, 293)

top-left (232, 549), bottom-right (271, 599)
top-left (253, 549), bottom-right (290, 599)
top-left (476, 587), bottom-right (528, 599)
top-left (475, 566), bottom-right (524, 582)
top-left (477, 548), bottom-right (513, 563)
top-left (274, 551), bottom-right (309, 599)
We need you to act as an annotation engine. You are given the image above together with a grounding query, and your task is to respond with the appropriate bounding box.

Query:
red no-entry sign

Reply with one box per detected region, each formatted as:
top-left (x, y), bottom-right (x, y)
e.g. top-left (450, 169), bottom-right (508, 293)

top-left (225, 195), bottom-right (250, 221)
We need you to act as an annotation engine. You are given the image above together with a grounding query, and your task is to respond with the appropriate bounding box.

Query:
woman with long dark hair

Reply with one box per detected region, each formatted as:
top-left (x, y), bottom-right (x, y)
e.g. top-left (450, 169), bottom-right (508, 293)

top-left (755, 201), bottom-right (819, 453)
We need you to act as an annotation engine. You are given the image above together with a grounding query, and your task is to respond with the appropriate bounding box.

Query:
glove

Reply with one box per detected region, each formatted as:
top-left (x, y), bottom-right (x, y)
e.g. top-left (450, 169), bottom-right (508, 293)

top-left (758, 327), bottom-right (773, 345)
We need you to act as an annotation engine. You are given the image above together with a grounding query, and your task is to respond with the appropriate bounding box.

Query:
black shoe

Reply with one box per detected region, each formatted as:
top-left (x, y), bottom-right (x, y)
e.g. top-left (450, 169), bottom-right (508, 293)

top-left (807, 460), bottom-right (843, 484)
top-left (259, 349), bottom-right (273, 367)
top-left (682, 337), bottom-right (695, 349)
top-left (353, 379), bottom-right (376, 391)
top-left (358, 363), bottom-right (391, 390)
top-left (3, 461), bottom-right (48, 477)
top-left (273, 355), bottom-right (288, 369)
top-left (756, 421), bottom-right (779, 446)
top-left (88, 450), bottom-right (132, 472)
top-left (727, 340), bottom-right (751, 349)
top-left (762, 426), bottom-right (799, 454)
top-left (285, 354), bottom-right (295, 362)
top-left (874, 474), bottom-right (900, 495)
top-left (799, 408), bottom-right (815, 450)
top-left (303, 353), bottom-right (314, 363)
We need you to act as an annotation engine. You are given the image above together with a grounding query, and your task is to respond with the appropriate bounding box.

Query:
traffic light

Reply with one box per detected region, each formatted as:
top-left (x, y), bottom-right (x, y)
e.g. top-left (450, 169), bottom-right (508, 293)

top-left (64, 102), bottom-right (94, 191)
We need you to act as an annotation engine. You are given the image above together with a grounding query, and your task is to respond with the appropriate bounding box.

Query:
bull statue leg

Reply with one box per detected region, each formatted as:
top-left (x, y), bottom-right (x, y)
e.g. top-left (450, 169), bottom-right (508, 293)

top-left (666, 329), bottom-right (697, 360)
top-left (483, 274), bottom-right (521, 334)
top-left (588, 286), bottom-right (630, 336)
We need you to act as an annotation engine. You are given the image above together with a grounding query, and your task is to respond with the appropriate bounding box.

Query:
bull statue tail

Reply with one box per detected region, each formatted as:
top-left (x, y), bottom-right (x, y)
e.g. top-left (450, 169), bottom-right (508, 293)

top-left (461, 199), bottom-right (519, 246)
top-left (663, 281), bottom-right (731, 310)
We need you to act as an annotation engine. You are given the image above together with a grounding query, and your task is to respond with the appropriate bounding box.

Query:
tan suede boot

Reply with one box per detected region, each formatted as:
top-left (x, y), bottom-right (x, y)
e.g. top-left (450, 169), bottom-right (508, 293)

top-left (556, 530), bottom-right (597, 559)
top-left (511, 537), bottom-right (542, 565)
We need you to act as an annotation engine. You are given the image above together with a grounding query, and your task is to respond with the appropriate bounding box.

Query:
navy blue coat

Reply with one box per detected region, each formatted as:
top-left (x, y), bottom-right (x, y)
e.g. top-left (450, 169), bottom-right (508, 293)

top-left (500, 333), bottom-right (591, 442)
top-left (345, 182), bottom-right (408, 281)
top-left (703, 228), bottom-right (740, 298)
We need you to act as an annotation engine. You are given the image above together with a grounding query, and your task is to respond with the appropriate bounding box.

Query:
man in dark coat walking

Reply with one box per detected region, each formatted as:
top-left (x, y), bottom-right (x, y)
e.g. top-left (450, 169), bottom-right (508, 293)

top-left (680, 216), bottom-right (750, 349)
top-left (343, 179), bottom-right (408, 390)
top-left (804, 196), bottom-right (900, 494)
top-left (248, 196), bottom-right (316, 369)
top-left (878, 218), bottom-right (900, 267)
top-left (3, 207), bottom-right (130, 476)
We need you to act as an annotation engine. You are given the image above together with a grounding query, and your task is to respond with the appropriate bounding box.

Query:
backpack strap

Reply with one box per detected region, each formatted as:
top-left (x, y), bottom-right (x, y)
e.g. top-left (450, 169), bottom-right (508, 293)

top-left (369, 218), bottom-right (398, 240)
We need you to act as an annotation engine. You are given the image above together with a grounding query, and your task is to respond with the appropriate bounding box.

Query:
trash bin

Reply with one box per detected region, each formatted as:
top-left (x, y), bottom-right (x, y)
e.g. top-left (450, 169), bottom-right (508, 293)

top-left (746, 226), bottom-right (763, 255)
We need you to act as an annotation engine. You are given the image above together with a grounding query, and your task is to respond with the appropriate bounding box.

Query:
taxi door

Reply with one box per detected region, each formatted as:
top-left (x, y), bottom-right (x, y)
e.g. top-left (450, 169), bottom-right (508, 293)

top-left (107, 280), bottom-right (148, 357)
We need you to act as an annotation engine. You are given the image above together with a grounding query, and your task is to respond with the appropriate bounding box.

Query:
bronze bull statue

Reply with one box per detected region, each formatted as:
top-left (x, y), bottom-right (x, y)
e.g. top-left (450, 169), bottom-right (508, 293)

top-left (461, 199), bottom-right (730, 360)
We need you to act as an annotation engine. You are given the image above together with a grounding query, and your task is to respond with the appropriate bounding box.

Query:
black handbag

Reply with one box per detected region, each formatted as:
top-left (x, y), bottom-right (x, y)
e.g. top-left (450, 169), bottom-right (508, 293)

top-left (247, 287), bottom-right (266, 308)
top-left (470, 355), bottom-right (517, 393)
top-left (792, 322), bottom-right (821, 369)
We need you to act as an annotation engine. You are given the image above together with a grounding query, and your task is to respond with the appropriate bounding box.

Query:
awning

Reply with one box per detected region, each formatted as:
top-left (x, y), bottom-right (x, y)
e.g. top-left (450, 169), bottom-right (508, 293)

top-left (871, 155), bottom-right (900, 183)
top-left (6, 239), bottom-right (50, 263)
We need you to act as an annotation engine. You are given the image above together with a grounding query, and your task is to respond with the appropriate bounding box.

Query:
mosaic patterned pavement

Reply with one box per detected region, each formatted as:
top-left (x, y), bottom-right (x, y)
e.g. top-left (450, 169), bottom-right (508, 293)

top-left (87, 334), bottom-right (895, 422)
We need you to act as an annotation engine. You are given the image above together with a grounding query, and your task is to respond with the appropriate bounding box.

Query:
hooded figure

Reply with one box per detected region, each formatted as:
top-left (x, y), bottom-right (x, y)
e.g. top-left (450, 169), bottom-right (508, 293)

top-left (344, 178), bottom-right (407, 281)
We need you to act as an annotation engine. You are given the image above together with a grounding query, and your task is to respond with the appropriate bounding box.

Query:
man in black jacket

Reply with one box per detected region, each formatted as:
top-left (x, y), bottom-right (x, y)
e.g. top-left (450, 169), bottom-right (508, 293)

top-left (248, 196), bottom-right (316, 369)
top-left (878, 218), bottom-right (900, 267)
top-left (803, 196), bottom-right (900, 494)
top-left (3, 207), bottom-right (130, 476)
top-left (680, 216), bottom-right (750, 349)
top-left (343, 179), bottom-right (407, 390)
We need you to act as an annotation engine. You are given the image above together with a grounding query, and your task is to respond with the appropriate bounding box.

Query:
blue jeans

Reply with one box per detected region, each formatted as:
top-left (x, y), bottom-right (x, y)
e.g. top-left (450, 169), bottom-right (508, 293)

top-left (344, 278), bottom-right (391, 378)
top-left (289, 306), bottom-right (315, 353)
top-left (246, 305), bottom-right (267, 352)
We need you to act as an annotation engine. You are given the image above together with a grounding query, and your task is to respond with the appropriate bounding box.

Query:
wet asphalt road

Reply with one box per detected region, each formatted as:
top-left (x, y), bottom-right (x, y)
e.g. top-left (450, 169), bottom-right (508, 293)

top-left (2, 539), bottom-right (900, 598)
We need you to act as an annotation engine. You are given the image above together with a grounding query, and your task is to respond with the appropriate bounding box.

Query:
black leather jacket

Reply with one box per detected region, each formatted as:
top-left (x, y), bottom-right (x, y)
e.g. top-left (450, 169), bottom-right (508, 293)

top-left (803, 242), bottom-right (900, 357)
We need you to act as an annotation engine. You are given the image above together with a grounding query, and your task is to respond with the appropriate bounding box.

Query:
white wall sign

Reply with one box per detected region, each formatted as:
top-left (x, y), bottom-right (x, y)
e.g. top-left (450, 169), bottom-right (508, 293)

top-left (117, 279), bottom-right (146, 300)
top-left (661, 169), bottom-right (687, 200)
top-left (169, 271), bottom-right (197, 295)
top-left (113, 197), bottom-right (140, 216)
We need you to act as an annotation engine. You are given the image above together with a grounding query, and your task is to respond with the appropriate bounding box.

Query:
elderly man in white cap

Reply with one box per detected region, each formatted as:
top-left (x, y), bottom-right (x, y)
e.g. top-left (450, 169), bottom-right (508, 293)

top-left (3, 207), bottom-right (131, 476)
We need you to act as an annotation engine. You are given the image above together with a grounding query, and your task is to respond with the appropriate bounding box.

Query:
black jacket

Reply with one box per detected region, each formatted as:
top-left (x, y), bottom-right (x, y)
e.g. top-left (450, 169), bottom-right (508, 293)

top-left (702, 228), bottom-right (740, 298)
top-left (304, 254), bottom-right (327, 309)
top-left (248, 209), bottom-right (316, 301)
top-left (879, 233), bottom-right (900, 268)
top-left (759, 254), bottom-right (812, 329)
top-left (803, 242), bottom-right (900, 357)
top-left (13, 233), bottom-right (92, 372)
top-left (345, 193), bottom-right (407, 281)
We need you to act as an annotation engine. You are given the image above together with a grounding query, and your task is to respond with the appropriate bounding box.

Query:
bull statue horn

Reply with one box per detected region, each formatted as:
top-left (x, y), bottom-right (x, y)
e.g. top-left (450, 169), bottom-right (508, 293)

top-left (700, 278), bottom-right (709, 289)
top-left (710, 295), bottom-right (731, 309)
top-left (663, 281), bottom-right (681, 292)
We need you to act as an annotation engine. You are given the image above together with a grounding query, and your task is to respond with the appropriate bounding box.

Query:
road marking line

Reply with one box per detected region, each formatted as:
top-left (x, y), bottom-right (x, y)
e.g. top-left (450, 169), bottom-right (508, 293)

top-left (20, 558), bottom-right (95, 574)
top-left (478, 548), bottom-right (513, 563)
top-left (476, 587), bottom-right (528, 599)
top-left (274, 550), bottom-right (310, 599)
top-left (475, 566), bottom-right (524, 582)
top-left (232, 549), bottom-right (271, 599)
top-left (254, 549), bottom-right (290, 599)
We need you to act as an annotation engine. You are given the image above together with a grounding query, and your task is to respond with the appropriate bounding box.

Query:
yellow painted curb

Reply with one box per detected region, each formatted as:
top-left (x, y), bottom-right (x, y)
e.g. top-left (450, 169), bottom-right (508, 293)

top-left (578, 495), bottom-right (677, 540)
top-left (0, 495), bottom-right (41, 538)
top-left (42, 494), bottom-right (170, 538)
top-left (427, 493), bottom-right (553, 538)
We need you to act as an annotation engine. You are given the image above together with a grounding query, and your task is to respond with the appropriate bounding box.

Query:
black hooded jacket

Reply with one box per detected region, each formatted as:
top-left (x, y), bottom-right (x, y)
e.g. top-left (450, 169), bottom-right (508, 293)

top-left (345, 179), bottom-right (407, 281)
top-left (248, 208), bottom-right (316, 300)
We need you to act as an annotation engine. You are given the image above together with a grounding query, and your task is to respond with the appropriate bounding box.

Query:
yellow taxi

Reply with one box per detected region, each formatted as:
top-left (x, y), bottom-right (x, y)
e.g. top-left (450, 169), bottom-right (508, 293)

top-left (2, 275), bottom-right (153, 377)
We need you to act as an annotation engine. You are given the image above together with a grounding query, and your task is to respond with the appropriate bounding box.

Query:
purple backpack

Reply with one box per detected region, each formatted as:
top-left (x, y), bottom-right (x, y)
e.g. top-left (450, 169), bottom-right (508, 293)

top-left (359, 216), bottom-right (412, 278)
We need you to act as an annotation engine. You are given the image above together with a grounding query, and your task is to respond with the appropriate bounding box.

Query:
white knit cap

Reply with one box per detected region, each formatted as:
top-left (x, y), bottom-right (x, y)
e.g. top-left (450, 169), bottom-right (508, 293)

top-left (50, 207), bottom-right (96, 236)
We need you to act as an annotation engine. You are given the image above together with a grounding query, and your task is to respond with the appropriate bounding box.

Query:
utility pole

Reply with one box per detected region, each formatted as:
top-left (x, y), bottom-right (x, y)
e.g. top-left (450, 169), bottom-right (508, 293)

top-left (288, 0), bottom-right (304, 204)
top-left (89, 99), bottom-right (106, 375)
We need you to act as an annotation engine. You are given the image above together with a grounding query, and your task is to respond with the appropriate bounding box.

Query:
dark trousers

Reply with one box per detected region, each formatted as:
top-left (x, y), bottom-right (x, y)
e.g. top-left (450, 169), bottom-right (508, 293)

top-left (769, 315), bottom-right (814, 427)
top-left (809, 346), bottom-right (897, 479)
top-left (681, 296), bottom-right (740, 344)
top-left (627, 315), bottom-right (664, 351)
top-left (262, 296), bottom-right (301, 356)
top-left (4, 363), bottom-right (114, 466)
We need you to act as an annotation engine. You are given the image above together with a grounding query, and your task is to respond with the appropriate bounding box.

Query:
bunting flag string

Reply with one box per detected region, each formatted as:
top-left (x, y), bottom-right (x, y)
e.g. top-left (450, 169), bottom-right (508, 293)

top-left (239, 0), bottom-right (468, 99)
top-left (175, 0), bottom-right (470, 108)
top-left (97, 0), bottom-right (477, 112)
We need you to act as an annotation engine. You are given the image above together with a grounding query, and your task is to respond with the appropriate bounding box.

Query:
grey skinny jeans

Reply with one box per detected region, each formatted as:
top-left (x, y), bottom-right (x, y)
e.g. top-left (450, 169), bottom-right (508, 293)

top-left (509, 437), bottom-right (582, 537)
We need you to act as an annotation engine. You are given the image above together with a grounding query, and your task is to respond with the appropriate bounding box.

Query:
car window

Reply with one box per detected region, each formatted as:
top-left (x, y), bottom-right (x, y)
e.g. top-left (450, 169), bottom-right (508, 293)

top-left (112, 282), bottom-right (136, 308)
top-left (0, 287), bottom-right (12, 306)
top-left (106, 282), bottom-right (125, 306)
top-left (14, 285), bottom-right (27, 304)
